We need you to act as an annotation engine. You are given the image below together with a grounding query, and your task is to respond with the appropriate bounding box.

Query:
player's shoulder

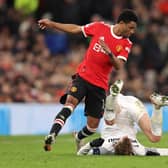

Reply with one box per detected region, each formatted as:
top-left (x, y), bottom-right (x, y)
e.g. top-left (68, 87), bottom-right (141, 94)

top-left (120, 38), bottom-right (132, 53)
top-left (86, 21), bottom-right (105, 26)
top-left (95, 21), bottom-right (111, 27)
top-left (122, 38), bottom-right (133, 45)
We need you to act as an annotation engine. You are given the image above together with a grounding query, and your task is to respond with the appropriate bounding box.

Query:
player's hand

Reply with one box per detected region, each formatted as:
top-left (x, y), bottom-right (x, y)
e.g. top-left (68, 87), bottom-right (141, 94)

top-left (38, 19), bottom-right (51, 30)
top-left (99, 39), bottom-right (111, 55)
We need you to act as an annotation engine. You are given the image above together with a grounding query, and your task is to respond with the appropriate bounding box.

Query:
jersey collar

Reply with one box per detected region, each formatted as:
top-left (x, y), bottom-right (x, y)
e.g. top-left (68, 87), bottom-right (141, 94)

top-left (111, 25), bottom-right (122, 39)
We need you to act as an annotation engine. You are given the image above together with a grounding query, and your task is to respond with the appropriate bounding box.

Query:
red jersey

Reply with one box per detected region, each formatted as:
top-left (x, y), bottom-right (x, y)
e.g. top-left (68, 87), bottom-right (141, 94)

top-left (77, 22), bottom-right (132, 90)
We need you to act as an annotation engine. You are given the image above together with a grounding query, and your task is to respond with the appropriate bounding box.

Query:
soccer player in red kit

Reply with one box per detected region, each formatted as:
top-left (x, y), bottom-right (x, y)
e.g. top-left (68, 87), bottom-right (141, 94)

top-left (38, 9), bottom-right (138, 151)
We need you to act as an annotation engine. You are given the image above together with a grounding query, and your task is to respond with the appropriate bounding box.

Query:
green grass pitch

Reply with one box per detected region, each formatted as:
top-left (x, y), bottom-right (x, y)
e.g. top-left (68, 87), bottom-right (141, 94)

top-left (0, 133), bottom-right (168, 168)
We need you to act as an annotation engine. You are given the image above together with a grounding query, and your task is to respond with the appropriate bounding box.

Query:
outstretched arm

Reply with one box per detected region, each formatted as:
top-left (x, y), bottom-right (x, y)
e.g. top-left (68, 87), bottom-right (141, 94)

top-left (38, 19), bottom-right (82, 34)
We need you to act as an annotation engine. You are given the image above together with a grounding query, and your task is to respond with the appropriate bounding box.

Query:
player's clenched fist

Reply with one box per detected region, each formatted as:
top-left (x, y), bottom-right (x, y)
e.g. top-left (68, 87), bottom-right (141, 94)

top-left (38, 19), bottom-right (51, 30)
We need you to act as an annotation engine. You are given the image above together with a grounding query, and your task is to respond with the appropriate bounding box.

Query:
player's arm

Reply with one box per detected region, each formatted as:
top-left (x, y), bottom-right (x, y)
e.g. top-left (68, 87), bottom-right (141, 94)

top-left (38, 19), bottom-right (82, 34)
top-left (128, 98), bottom-right (161, 142)
top-left (99, 39), bottom-right (125, 70)
top-left (138, 113), bottom-right (161, 142)
top-left (133, 99), bottom-right (161, 142)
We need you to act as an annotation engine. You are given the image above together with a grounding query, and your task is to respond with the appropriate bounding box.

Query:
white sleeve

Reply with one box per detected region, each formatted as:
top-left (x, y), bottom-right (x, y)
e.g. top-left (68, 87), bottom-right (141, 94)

top-left (132, 140), bottom-right (146, 156)
top-left (81, 26), bottom-right (87, 37)
top-left (101, 137), bottom-right (116, 153)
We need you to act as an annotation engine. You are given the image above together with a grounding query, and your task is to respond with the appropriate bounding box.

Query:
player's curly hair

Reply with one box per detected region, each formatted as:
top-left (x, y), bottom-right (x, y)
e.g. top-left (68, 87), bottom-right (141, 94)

top-left (114, 136), bottom-right (133, 155)
top-left (117, 9), bottom-right (138, 23)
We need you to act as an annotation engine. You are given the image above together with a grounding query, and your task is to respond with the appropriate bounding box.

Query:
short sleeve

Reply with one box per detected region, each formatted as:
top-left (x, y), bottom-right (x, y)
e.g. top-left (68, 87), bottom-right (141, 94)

top-left (81, 22), bottom-right (103, 37)
top-left (117, 40), bottom-right (132, 62)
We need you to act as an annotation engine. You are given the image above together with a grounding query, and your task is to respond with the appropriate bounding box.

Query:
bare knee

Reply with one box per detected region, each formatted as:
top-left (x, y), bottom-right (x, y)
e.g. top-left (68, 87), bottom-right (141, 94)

top-left (87, 116), bottom-right (100, 129)
top-left (65, 95), bottom-right (79, 110)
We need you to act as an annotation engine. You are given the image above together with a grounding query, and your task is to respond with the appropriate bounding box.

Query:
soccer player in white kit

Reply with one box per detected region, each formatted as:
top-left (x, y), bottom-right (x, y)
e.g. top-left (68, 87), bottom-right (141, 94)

top-left (77, 80), bottom-right (168, 156)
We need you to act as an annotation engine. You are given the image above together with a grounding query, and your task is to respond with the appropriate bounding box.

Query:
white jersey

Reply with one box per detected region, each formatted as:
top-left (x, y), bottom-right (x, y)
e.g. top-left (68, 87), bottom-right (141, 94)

top-left (100, 135), bottom-right (168, 156)
top-left (78, 93), bottom-right (168, 156)
top-left (101, 94), bottom-right (148, 155)
top-left (101, 94), bottom-right (147, 139)
top-left (101, 136), bottom-right (146, 155)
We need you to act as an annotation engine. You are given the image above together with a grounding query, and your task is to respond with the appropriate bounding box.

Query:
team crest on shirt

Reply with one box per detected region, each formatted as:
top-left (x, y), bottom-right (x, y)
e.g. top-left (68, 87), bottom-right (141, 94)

top-left (70, 86), bottom-right (77, 92)
top-left (116, 45), bottom-right (123, 52)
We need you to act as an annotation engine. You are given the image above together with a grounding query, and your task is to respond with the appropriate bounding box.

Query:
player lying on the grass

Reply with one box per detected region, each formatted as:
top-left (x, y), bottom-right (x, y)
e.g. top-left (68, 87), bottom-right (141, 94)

top-left (77, 80), bottom-right (168, 156)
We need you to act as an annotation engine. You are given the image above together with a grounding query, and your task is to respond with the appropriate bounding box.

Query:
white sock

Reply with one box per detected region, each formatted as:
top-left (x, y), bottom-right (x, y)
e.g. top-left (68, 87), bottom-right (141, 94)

top-left (104, 95), bottom-right (117, 121)
top-left (151, 105), bottom-right (162, 136)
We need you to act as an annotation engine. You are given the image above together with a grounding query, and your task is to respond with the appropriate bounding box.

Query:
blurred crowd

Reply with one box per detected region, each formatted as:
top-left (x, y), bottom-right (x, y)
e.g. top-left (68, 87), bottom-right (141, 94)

top-left (0, 0), bottom-right (168, 103)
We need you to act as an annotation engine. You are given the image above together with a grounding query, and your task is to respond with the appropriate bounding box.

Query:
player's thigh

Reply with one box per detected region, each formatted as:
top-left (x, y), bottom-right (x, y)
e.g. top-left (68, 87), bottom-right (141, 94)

top-left (85, 85), bottom-right (106, 119)
top-left (67, 75), bottom-right (87, 102)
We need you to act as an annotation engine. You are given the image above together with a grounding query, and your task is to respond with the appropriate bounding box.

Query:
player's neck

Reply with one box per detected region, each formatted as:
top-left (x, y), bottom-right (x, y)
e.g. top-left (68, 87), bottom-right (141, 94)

top-left (113, 24), bottom-right (122, 37)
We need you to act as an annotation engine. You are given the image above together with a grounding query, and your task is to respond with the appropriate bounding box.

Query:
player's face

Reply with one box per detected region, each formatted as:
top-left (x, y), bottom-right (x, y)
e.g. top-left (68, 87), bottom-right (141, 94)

top-left (121, 21), bottom-right (137, 38)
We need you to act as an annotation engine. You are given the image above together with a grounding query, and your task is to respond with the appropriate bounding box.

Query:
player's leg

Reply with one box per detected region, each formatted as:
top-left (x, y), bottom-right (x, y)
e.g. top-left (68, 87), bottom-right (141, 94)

top-left (150, 93), bottom-right (168, 136)
top-left (75, 80), bottom-right (123, 150)
top-left (109, 79), bottom-right (124, 96)
top-left (150, 92), bottom-right (168, 108)
top-left (74, 116), bottom-right (100, 151)
top-left (44, 75), bottom-right (86, 151)
top-left (74, 83), bottom-right (106, 151)
top-left (44, 95), bottom-right (78, 151)
top-left (139, 93), bottom-right (168, 143)
top-left (104, 79), bottom-right (123, 121)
